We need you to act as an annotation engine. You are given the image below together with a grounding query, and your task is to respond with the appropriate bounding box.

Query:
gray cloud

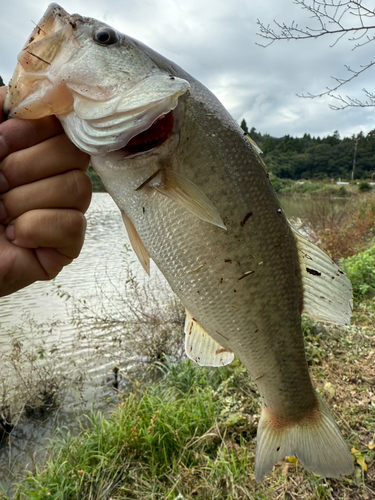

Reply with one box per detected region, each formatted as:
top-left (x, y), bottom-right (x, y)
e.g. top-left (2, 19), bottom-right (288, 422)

top-left (1, 0), bottom-right (374, 138)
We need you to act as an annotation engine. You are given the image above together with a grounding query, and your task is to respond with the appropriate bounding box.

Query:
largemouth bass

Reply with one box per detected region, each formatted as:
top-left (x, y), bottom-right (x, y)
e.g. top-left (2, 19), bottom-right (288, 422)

top-left (4, 3), bottom-right (354, 481)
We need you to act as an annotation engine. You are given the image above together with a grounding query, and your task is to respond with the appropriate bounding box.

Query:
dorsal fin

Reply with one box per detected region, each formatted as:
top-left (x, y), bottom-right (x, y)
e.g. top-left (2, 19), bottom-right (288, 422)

top-left (121, 211), bottom-right (150, 275)
top-left (292, 227), bottom-right (353, 325)
top-left (246, 135), bottom-right (268, 172)
top-left (184, 310), bottom-right (234, 366)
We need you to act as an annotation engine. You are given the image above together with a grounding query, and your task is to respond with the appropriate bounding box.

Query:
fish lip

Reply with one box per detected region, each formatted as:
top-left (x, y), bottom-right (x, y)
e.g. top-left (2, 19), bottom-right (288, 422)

top-left (4, 3), bottom-right (74, 117)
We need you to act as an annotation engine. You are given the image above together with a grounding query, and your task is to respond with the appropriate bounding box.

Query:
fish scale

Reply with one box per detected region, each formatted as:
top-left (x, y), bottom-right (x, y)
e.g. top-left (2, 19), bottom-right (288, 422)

top-left (5, 3), bottom-right (354, 482)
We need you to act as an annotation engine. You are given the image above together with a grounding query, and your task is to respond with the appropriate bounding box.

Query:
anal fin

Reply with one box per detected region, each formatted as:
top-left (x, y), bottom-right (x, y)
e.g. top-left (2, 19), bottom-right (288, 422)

top-left (121, 211), bottom-right (150, 275)
top-left (184, 310), bottom-right (234, 366)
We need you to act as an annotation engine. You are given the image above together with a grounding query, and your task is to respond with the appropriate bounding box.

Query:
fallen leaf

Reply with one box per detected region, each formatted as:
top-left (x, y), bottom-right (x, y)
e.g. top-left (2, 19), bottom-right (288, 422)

top-left (351, 447), bottom-right (368, 472)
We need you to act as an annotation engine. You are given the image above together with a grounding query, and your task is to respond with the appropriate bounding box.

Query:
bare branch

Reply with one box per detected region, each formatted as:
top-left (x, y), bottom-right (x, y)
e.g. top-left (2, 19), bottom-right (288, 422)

top-left (298, 61), bottom-right (375, 108)
top-left (257, 0), bottom-right (375, 48)
top-left (257, 0), bottom-right (375, 108)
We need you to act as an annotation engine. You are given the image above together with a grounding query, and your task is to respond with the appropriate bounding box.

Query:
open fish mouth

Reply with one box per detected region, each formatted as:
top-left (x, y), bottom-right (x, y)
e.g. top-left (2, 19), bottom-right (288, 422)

top-left (122, 111), bottom-right (174, 156)
top-left (4, 3), bottom-right (190, 156)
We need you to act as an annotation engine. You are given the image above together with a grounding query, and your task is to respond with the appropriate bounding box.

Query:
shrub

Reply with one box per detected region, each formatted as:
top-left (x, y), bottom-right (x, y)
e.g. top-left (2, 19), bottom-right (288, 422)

top-left (269, 175), bottom-right (294, 193)
top-left (303, 195), bottom-right (375, 259)
top-left (337, 186), bottom-right (348, 196)
top-left (358, 181), bottom-right (372, 192)
top-left (340, 246), bottom-right (375, 301)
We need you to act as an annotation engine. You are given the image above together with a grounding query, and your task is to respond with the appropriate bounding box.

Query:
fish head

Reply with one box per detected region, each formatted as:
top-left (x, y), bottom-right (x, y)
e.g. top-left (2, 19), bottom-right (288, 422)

top-left (5, 3), bottom-right (190, 156)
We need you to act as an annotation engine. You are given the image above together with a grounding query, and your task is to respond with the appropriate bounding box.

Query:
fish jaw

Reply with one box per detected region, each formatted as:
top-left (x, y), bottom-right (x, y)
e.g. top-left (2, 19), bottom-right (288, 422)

top-left (4, 4), bottom-right (77, 118)
top-left (4, 3), bottom-right (190, 155)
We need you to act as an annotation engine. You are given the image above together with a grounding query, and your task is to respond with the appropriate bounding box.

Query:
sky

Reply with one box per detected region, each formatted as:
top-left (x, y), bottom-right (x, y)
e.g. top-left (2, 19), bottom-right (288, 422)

top-left (1, 0), bottom-right (375, 139)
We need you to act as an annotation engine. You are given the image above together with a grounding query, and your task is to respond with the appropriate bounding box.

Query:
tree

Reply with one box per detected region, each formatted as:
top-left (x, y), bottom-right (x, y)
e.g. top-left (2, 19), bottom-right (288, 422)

top-left (0, 75), bottom-right (4, 87)
top-left (240, 118), bottom-right (249, 134)
top-left (257, 1), bottom-right (375, 109)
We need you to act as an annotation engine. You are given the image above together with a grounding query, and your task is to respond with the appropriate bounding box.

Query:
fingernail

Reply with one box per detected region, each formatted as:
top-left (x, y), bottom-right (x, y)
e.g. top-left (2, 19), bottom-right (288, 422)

top-left (0, 172), bottom-right (9, 192)
top-left (6, 224), bottom-right (15, 241)
top-left (0, 200), bottom-right (7, 221)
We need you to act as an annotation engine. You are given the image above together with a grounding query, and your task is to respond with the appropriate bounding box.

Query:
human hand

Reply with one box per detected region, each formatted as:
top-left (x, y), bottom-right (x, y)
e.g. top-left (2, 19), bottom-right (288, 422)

top-left (0, 86), bottom-right (91, 297)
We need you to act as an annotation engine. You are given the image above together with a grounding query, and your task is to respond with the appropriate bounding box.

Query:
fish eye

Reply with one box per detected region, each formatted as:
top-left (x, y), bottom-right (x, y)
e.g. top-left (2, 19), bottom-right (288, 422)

top-left (94, 28), bottom-right (118, 46)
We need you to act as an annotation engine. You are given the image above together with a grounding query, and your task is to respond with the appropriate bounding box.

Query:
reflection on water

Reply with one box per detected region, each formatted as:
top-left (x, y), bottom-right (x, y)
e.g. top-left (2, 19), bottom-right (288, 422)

top-left (0, 193), bottom-right (175, 491)
top-left (279, 196), bottom-right (313, 219)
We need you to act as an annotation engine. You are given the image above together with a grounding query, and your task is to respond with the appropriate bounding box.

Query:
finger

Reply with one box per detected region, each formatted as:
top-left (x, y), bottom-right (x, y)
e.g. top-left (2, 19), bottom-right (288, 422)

top-left (0, 113), bottom-right (63, 161)
top-left (7, 208), bottom-right (87, 259)
top-left (0, 169), bottom-right (92, 224)
top-left (34, 247), bottom-right (73, 281)
top-left (0, 133), bottom-right (90, 192)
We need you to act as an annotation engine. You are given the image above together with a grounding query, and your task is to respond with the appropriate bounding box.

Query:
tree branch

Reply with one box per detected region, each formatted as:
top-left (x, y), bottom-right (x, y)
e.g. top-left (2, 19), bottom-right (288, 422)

top-left (257, 0), bottom-right (375, 107)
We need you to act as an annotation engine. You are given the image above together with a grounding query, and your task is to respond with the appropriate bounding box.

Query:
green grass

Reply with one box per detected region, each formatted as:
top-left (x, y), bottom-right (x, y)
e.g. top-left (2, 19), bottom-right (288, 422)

top-left (270, 175), bottom-right (354, 197)
top-left (4, 320), bottom-right (375, 500)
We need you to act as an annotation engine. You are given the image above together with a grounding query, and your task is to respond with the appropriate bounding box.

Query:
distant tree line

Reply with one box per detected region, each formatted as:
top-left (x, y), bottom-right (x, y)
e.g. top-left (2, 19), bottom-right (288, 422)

top-left (241, 119), bottom-right (375, 180)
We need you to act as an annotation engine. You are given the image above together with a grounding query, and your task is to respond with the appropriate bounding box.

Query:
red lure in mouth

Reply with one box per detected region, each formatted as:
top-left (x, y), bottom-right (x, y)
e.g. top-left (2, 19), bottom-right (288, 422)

top-left (123, 111), bottom-right (174, 155)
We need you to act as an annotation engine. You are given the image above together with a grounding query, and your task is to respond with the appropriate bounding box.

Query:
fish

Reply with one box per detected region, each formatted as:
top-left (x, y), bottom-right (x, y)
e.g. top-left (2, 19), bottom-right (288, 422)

top-left (4, 3), bottom-right (354, 482)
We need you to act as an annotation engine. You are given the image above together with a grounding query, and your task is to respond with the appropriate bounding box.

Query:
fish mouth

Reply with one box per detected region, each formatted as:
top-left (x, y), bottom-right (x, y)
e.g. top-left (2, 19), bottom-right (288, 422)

top-left (122, 111), bottom-right (174, 156)
top-left (4, 4), bottom-right (76, 118)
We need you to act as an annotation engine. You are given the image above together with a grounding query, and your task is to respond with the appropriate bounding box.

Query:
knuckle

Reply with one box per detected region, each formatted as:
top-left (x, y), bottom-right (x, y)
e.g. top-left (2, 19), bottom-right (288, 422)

top-left (1, 151), bottom-right (23, 187)
top-left (65, 170), bottom-right (92, 211)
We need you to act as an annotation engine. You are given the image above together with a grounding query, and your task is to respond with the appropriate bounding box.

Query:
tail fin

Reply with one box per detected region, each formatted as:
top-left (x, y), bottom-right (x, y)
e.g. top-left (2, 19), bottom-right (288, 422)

top-left (255, 394), bottom-right (354, 482)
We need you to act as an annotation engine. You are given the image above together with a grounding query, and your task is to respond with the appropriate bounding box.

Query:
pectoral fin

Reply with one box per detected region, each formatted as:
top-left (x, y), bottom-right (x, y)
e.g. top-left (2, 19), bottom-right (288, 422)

top-left (292, 227), bottom-right (353, 325)
top-left (184, 310), bottom-right (234, 366)
top-left (121, 211), bottom-right (150, 275)
top-left (138, 169), bottom-right (226, 229)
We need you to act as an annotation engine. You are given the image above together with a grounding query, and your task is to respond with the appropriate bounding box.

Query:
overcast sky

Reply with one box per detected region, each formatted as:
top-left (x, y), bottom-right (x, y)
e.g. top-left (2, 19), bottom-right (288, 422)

top-left (1, 0), bottom-right (375, 139)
